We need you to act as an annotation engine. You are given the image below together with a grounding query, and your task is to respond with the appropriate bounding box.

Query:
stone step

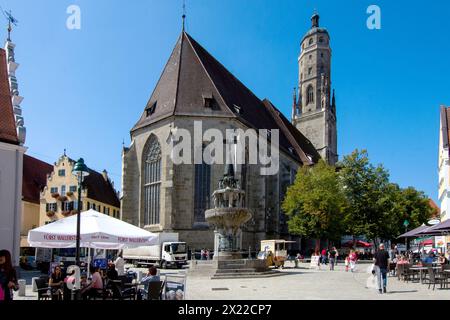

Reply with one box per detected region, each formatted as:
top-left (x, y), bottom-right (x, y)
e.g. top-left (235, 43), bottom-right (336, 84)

top-left (215, 268), bottom-right (257, 274)
top-left (211, 271), bottom-right (283, 279)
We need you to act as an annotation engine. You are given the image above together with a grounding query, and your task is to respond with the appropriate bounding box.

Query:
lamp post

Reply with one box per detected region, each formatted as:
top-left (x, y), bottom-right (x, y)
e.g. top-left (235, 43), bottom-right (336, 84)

top-left (403, 219), bottom-right (410, 251)
top-left (72, 158), bottom-right (89, 266)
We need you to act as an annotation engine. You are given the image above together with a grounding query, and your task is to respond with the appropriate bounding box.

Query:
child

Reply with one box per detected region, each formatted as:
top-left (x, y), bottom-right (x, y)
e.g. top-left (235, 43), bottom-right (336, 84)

top-left (345, 256), bottom-right (349, 272)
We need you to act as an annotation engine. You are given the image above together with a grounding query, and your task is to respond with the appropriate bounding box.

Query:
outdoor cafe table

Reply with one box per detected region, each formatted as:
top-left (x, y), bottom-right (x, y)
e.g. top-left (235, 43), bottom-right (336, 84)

top-left (409, 266), bottom-right (441, 284)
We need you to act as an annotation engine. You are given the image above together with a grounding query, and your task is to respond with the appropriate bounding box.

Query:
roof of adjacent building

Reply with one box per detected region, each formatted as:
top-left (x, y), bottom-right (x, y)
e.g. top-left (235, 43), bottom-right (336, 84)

top-left (428, 199), bottom-right (440, 218)
top-left (440, 106), bottom-right (450, 151)
top-left (82, 168), bottom-right (121, 208)
top-left (132, 31), bottom-right (320, 165)
top-left (0, 48), bottom-right (19, 145)
top-left (22, 155), bottom-right (53, 204)
top-left (63, 157), bottom-right (120, 208)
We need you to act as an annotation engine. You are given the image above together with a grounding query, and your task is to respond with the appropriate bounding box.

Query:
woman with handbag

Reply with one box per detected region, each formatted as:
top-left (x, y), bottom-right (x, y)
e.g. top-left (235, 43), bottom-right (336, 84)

top-left (0, 250), bottom-right (19, 301)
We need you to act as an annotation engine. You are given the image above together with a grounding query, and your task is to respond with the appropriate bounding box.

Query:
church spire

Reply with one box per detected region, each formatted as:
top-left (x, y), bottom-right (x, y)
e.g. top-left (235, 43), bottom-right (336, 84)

top-left (3, 10), bottom-right (25, 145)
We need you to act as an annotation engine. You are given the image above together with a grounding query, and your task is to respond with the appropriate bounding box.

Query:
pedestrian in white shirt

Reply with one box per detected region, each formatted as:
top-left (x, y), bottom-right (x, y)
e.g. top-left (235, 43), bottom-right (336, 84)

top-left (114, 251), bottom-right (125, 276)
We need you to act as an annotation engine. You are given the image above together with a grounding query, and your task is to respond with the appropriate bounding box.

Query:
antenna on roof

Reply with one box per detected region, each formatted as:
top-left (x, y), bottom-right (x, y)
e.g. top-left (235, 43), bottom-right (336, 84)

top-left (182, 0), bottom-right (186, 32)
top-left (1, 7), bottom-right (18, 41)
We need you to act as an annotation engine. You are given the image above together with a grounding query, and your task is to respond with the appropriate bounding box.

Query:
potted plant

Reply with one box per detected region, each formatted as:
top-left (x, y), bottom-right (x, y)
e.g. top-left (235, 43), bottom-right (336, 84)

top-left (58, 195), bottom-right (68, 202)
top-left (62, 211), bottom-right (71, 217)
top-left (46, 211), bottom-right (55, 218)
top-left (66, 191), bottom-right (74, 197)
top-left (51, 193), bottom-right (60, 199)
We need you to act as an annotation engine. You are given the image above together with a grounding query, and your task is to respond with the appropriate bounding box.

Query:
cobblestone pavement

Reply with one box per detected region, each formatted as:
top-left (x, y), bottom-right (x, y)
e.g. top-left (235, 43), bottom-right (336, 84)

top-left (13, 262), bottom-right (450, 300)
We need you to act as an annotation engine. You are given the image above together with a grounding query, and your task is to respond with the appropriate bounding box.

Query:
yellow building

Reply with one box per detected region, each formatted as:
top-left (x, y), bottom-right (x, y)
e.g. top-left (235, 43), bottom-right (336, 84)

top-left (39, 154), bottom-right (120, 226)
top-left (20, 155), bottom-right (53, 255)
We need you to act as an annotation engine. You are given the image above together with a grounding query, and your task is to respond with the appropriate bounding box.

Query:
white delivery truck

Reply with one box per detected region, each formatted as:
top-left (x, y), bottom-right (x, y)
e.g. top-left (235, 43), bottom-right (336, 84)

top-left (123, 232), bottom-right (187, 269)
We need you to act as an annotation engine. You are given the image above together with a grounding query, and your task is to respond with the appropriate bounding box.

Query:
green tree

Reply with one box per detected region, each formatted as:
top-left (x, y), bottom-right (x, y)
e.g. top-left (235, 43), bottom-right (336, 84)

top-left (282, 160), bottom-right (346, 250)
top-left (338, 149), bottom-right (391, 246)
top-left (339, 149), bottom-right (436, 245)
top-left (384, 185), bottom-right (436, 240)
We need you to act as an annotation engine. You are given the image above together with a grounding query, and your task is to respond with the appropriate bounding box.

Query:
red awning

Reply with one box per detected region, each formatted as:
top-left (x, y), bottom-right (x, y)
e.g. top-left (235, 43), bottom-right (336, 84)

top-left (342, 240), bottom-right (372, 248)
top-left (420, 239), bottom-right (433, 246)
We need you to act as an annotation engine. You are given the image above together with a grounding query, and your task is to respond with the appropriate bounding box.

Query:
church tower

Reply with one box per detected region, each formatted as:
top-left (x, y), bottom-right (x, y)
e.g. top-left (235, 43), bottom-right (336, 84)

top-left (292, 13), bottom-right (337, 165)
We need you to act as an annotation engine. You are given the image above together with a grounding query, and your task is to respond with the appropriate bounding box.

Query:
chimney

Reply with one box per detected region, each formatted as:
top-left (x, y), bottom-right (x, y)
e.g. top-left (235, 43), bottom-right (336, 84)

top-left (102, 169), bottom-right (108, 181)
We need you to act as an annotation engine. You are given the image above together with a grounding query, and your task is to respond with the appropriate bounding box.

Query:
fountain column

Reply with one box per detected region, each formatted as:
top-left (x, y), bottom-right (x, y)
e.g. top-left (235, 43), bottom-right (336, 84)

top-left (205, 164), bottom-right (252, 260)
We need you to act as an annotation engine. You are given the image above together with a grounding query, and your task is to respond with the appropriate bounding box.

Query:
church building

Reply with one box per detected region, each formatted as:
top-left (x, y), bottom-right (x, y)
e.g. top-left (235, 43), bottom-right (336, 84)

top-left (121, 14), bottom-right (336, 251)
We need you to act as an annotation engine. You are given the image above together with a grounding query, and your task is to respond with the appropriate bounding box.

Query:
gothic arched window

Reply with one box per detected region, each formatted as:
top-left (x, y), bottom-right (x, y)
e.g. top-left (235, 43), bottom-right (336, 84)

top-left (143, 135), bottom-right (161, 225)
top-left (194, 144), bottom-right (211, 224)
top-left (307, 85), bottom-right (314, 105)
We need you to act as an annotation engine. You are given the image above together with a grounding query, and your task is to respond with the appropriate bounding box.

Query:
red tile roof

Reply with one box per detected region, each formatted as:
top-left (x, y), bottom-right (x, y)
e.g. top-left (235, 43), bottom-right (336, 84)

top-left (428, 199), bottom-right (440, 218)
top-left (22, 155), bottom-right (53, 204)
top-left (0, 48), bottom-right (18, 145)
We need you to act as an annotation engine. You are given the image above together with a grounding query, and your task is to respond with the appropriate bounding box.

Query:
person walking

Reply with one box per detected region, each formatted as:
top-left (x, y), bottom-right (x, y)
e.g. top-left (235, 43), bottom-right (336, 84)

top-left (321, 248), bottom-right (328, 265)
top-left (349, 250), bottom-right (357, 272)
top-left (374, 243), bottom-right (390, 294)
top-left (0, 250), bottom-right (18, 301)
top-left (328, 247), bottom-right (337, 271)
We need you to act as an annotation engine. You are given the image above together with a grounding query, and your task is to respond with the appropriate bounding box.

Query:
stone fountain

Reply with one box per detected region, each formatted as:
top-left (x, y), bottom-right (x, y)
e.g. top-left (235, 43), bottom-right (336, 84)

top-left (205, 163), bottom-right (252, 260)
top-left (188, 164), bottom-right (273, 279)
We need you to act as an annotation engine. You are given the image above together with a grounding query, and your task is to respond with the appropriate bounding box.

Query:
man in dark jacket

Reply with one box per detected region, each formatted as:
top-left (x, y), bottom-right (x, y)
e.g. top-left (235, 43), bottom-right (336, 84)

top-left (374, 243), bottom-right (390, 294)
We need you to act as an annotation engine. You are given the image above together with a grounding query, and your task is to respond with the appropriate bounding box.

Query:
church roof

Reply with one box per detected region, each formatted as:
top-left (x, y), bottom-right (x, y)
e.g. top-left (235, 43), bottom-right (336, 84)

top-left (132, 32), bottom-right (320, 165)
top-left (0, 48), bottom-right (19, 145)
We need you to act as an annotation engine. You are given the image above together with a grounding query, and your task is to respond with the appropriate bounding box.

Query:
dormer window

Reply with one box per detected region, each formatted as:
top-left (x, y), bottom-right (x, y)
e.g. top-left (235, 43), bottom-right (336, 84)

top-left (233, 104), bottom-right (242, 114)
top-left (146, 101), bottom-right (157, 117)
top-left (203, 93), bottom-right (215, 108)
top-left (288, 147), bottom-right (294, 154)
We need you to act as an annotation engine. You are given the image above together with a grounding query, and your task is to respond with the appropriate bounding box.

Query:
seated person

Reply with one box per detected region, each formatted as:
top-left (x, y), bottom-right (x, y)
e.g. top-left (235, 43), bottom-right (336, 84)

top-left (422, 252), bottom-right (434, 265)
top-left (139, 266), bottom-right (160, 299)
top-left (80, 266), bottom-right (104, 300)
top-left (49, 266), bottom-right (65, 300)
top-left (437, 254), bottom-right (448, 264)
top-left (106, 262), bottom-right (118, 280)
top-left (19, 256), bottom-right (33, 270)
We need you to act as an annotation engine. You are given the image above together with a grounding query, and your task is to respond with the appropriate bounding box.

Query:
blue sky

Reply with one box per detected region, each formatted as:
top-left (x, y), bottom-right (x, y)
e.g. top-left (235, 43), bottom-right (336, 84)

top-left (4, 0), bottom-right (450, 201)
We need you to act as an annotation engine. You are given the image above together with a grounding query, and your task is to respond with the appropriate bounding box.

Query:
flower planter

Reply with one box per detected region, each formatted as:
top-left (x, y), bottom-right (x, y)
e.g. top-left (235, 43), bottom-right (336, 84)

top-left (66, 191), bottom-right (74, 197)
top-left (51, 193), bottom-right (60, 199)
top-left (70, 210), bottom-right (77, 215)
top-left (46, 211), bottom-right (55, 218)
top-left (58, 196), bottom-right (68, 202)
top-left (62, 211), bottom-right (71, 217)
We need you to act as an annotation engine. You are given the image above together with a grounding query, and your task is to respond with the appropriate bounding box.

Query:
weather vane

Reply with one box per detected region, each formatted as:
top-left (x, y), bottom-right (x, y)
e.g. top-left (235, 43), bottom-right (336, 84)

top-left (182, 0), bottom-right (186, 31)
top-left (1, 8), bottom-right (18, 41)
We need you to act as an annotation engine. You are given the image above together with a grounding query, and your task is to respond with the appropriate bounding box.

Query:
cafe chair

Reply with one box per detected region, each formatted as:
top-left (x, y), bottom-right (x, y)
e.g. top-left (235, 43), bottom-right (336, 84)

top-left (35, 278), bottom-right (52, 301)
top-left (146, 280), bottom-right (164, 300)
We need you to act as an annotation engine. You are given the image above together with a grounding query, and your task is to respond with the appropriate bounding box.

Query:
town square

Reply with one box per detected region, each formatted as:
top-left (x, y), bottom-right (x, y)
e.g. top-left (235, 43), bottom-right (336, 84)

top-left (0, 0), bottom-right (450, 307)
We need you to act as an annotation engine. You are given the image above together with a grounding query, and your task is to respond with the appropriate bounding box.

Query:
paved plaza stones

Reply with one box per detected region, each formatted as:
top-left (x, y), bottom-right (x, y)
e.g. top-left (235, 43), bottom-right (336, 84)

top-left (14, 262), bottom-right (450, 300)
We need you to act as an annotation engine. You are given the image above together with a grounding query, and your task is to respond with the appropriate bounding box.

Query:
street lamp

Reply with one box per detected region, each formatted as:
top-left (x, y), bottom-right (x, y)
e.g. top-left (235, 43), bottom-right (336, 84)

top-left (403, 219), bottom-right (410, 251)
top-left (72, 158), bottom-right (89, 266)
